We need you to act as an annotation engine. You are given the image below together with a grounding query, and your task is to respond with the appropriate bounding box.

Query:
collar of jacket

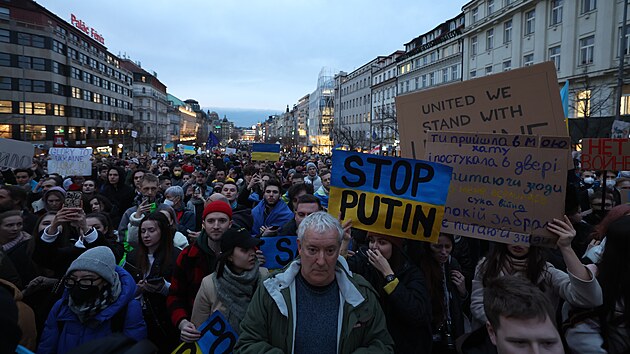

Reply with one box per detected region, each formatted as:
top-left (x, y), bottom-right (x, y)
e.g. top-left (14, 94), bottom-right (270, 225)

top-left (263, 256), bottom-right (365, 317)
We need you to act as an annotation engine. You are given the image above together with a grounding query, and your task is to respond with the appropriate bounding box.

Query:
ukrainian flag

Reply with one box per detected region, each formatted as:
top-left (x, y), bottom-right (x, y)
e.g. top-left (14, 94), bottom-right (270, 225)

top-left (164, 143), bottom-right (175, 152)
top-left (182, 145), bottom-right (196, 155)
top-left (251, 143), bottom-right (280, 161)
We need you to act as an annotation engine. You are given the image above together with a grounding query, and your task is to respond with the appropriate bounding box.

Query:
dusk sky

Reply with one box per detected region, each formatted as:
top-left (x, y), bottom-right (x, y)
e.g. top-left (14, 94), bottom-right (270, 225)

top-left (37, 0), bottom-right (464, 126)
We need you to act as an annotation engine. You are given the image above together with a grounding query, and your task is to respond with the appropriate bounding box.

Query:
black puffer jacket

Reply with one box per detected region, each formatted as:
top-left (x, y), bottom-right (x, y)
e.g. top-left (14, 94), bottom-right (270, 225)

top-left (348, 251), bottom-right (433, 354)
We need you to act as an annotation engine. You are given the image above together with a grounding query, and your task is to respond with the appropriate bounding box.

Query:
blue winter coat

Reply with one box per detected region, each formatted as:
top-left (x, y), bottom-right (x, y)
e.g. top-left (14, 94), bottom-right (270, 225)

top-left (251, 199), bottom-right (294, 237)
top-left (37, 266), bottom-right (147, 354)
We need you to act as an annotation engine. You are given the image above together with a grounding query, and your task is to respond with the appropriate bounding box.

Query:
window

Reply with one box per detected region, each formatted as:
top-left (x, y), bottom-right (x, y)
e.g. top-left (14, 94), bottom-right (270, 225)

top-left (72, 87), bottom-right (81, 99)
top-left (53, 82), bottom-right (64, 95)
top-left (52, 40), bottom-right (64, 54)
top-left (524, 53), bottom-right (534, 66)
top-left (19, 102), bottom-right (33, 114)
top-left (470, 70), bottom-right (477, 78)
top-left (52, 61), bottom-right (62, 75)
top-left (415, 77), bottom-right (419, 89)
top-left (93, 93), bottom-right (101, 103)
top-left (0, 7), bottom-right (9, 18)
top-left (430, 51), bottom-right (437, 62)
top-left (486, 29), bottom-right (494, 50)
top-left (451, 65), bottom-right (460, 80)
top-left (472, 7), bottom-right (479, 23)
top-left (579, 36), bottom-right (595, 65)
top-left (0, 100), bottom-right (11, 113)
top-left (71, 67), bottom-right (81, 80)
top-left (620, 94), bottom-right (630, 115)
top-left (53, 105), bottom-right (65, 116)
top-left (0, 53), bottom-right (9, 66)
top-left (443, 68), bottom-right (449, 82)
top-left (429, 72), bottom-right (435, 86)
top-left (620, 25), bottom-right (630, 57)
top-left (488, 0), bottom-right (495, 15)
top-left (83, 90), bottom-right (91, 101)
top-left (525, 10), bottom-right (535, 35)
top-left (576, 90), bottom-right (591, 117)
top-left (471, 36), bottom-right (478, 55)
top-left (0, 29), bottom-right (9, 43)
top-left (422, 75), bottom-right (427, 87)
top-left (18, 56), bottom-right (30, 69)
top-left (503, 20), bottom-right (513, 43)
top-left (33, 103), bottom-right (45, 115)
top-left (549, 46), bottom-right (561, 70)
top-left (503, 60), bottom-right (512, 71)
top-left (33, 80), bottom-right (45, 93)
top-left (485, 66), bottom-right (493, 75)
top-left (32, 58), bottom-right (45, 71)
top-left (18, 79), bottom-right (31, 91)
top-left (550, 0), bottom-right (563, 25)
top-left (0, 77), bottom-right (10, 90)
top-left (581, 0), bottom-right (596, 14)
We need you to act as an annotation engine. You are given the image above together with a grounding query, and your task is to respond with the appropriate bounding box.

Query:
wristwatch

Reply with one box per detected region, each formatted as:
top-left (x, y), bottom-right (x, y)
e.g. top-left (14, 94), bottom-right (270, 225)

top-left (385, 274), bottom-right (396, 283)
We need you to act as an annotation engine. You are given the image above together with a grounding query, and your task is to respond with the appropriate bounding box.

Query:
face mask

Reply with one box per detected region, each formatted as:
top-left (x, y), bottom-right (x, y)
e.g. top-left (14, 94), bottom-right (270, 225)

top-left (605, 180), bottom-right (616, 188)
top-left (70, 285), bottom-right (101, 306)
top-left (163, 199), bottom-right (174, 206)
top-left (583, 177), bottom-right (594, 185)
top-left (174, 171), bottom-right (182, 177)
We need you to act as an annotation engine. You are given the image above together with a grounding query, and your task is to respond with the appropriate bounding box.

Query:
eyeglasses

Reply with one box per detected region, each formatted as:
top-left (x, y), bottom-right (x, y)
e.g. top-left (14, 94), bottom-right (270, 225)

top-left (64, 277), bottom-right (102, 289)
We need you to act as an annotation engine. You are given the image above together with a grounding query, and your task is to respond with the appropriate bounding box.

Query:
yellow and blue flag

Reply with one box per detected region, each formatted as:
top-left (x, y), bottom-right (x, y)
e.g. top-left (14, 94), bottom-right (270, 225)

top-left (328, 150), bottom-right (452, 243)
top-left (164, 143), bottom-right (175, 152)
top-left (251, 143), bottom-right (280, 161)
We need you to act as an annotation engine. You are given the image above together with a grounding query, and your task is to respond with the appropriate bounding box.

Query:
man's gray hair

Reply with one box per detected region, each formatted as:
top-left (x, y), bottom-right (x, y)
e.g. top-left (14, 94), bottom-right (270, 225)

top-left (297, 211), bottom-right (343, 244)
top-left (164, 185), bottom-right (184, 199)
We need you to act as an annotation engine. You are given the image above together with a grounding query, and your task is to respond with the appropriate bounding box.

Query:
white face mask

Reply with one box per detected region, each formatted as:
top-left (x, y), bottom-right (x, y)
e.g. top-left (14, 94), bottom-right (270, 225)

top-left (583, 177), bottom-right (594, 185)
top-left (605, 180), bottom-right (616, 188)
top-left (163, 199), bottom-right (174, 207)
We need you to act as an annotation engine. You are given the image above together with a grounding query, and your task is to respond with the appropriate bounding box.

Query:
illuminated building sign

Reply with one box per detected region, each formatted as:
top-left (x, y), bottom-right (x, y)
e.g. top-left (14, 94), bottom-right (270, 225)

top-left (70, 14), bottom-right (105, 45)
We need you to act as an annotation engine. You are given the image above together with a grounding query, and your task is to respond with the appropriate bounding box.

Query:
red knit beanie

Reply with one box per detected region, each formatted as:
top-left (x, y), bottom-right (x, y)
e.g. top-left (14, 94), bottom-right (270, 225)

top-left (202, 201), bottom-right (232, 220)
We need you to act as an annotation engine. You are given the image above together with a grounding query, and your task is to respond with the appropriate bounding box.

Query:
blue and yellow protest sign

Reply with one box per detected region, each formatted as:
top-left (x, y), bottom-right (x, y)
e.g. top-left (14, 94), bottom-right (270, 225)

top-left (171, 311), bottom-right (237, 354)
top-left (328, 150), bottom-right (452, 243)
top-left (164, 142), bottom-right (175, 153)
top-left (259, 236), bottom-right (298, 269)
top-left (251, 143), bottom-right (280, 161)
top-left (179, 145), bottom-right (195, 155)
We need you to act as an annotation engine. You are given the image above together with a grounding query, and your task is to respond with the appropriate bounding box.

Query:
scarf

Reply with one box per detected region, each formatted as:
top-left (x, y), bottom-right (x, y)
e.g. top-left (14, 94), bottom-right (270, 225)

top-left (502, 255), bottom-right (528, 276)
top-left (196, 230), bottom-right (219, 257)
top-left (2, 231), bottom-right (30, 252)
top-left (214, 260), bottom-right (260, 333)
top-left (68, 275), bottom-right (122, 323)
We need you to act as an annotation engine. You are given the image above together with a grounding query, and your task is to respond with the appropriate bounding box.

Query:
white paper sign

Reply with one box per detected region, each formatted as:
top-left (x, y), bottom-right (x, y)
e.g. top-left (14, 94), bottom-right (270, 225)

top-left (225, 147), bottom-right (237, 155)
top-left (0, 138), bottom-right (34, 169)
top-left (48, 148), bottom-right (92, 177)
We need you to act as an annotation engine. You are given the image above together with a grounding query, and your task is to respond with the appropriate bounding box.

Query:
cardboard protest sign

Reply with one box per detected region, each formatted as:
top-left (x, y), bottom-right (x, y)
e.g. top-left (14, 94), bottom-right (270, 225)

top-left (259, 236), bottom-right (298, 269)
top-left (48, 148), bottom-right (92, 177)
top-left (251, 143), bottom-right (280, 161)
top-left (0, 138), bottom-right (34, 169)
top-left (396, 62), bottom-right (567, 160)
top-left (425, 131), bottom-right (569, 246)
top-left (328, 150), bottom-right (452, 243)
top-left (171, 311), bottom-right (237, 354)
top-left (581, 138), bottom-right (630, 171)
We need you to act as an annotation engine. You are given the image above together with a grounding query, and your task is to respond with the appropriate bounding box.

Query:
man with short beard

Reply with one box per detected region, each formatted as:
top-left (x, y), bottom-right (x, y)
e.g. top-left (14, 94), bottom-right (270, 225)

top-left (167, 201), bottom-right (233, 343)
top-left (251, 179), bottom-right (293, 237)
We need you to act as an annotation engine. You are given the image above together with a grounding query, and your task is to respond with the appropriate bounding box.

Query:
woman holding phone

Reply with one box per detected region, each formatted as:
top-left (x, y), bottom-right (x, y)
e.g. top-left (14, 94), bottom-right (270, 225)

top-left (124, 212), bottom-right (180, 352)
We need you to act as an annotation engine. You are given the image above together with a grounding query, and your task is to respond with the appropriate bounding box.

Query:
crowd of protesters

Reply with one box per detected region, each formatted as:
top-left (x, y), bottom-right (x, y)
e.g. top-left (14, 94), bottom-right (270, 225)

top-left (0, 149), bottom-right (628, 354)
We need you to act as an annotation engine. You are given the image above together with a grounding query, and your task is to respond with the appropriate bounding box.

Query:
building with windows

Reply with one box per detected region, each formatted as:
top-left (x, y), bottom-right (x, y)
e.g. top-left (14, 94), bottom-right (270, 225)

top-left (120, 59), bottom-right (167, 154)
top-left (334, 59), bottom-right (375, 151)
top-left (0, 0), bottom-right (133, 154)
top-left (461, 0), bottom-right (630, 128)
top-left (371, 51), bottom-right (405, 155)
top-left (167, 93), bottom-right (197, 144)
top-left (308, 68), bottom-right (335, 153)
